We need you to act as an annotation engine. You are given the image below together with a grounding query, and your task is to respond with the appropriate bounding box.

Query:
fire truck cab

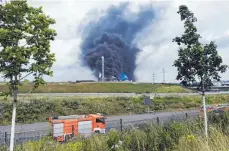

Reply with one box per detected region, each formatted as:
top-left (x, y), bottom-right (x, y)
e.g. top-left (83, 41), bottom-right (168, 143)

top-left (48, 113), bottom-right (106, 142)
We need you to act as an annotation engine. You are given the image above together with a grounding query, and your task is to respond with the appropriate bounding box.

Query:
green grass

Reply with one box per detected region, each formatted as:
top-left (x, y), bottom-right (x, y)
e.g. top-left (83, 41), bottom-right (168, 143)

top-left (1, 113), bottom-right (229, 151)
top-left (0, 95), bottom-right (229, 125)
top-left (0, 83), bottom-right (191, 93)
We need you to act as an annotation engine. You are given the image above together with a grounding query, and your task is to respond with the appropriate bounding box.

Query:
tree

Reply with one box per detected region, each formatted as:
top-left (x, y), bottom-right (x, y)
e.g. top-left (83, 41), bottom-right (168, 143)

top-left (173, 5), bottom-right (228, 137)
top-left (0, 1), bottom-right (56, 150)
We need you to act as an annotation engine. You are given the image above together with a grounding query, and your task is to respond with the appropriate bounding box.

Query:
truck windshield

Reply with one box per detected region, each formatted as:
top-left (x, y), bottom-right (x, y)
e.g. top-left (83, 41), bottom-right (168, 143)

top-left (96, 118), bottom-right (105, 123)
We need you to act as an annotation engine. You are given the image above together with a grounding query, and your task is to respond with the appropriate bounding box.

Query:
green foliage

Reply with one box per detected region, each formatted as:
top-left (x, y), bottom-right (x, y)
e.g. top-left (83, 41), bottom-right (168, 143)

top-left (0, 83), bottom-right (192, 93)
top-left (23, 79), bottom-right (30, 84)
top-left (0, 114), bottom-right (229, 151)
top-left (0, 95), bottom-right (229, 125)
top-left (107, 129), bottom-right (120, 148)
top-left (174, 127), bottom-right (229, 151)
top-left (3, 115), bottom-right (229, 151)
top-left (0, 0), bottom-right (56, 94)
top-left (208, 112), bottom-right (229, 134)
top-left (173, 5), bottom-right (228, 89)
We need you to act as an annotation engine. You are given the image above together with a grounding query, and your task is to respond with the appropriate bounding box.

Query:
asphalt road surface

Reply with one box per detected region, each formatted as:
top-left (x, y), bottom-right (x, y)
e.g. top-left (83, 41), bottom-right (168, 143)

top-left (0, 110), bottom-right (199, 133)
top-left (18, 92), bottom-right (229, 97)
top-left (0, 110), bottom-right (199, 145)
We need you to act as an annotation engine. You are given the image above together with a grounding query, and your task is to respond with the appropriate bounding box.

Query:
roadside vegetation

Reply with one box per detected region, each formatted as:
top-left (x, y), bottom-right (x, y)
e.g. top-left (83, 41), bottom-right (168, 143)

top-left (1, 112), bottom-right (229, 151)
top-left (0, 95), bottom-right (229, 125)
top-left (0, 83), bottom-right (191, 93)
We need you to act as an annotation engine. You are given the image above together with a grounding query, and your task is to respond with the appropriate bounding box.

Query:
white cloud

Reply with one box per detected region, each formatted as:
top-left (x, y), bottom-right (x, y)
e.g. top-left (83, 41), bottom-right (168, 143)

top-left (135, 1), bottom-right (229, 82)
top-left (26, 0), bottom-right (126, 82)
top-left (27, 0), bottom-right (107, 81)
top-left (1, 0), bottom-right (228, 83)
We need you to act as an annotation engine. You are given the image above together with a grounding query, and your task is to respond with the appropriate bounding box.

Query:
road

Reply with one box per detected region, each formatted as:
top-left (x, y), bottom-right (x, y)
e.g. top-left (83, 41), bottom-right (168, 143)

top-left (0, 109), bottom-right (199, 145)
top-left (17, 92), bottom-right (229, 97)
top-left (0, 110), bottom-right (199, 133)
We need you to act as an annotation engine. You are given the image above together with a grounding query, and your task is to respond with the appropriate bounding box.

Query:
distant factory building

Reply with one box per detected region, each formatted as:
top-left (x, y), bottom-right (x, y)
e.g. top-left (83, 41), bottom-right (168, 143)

top-left (221, 81), bottom-right (229, 86)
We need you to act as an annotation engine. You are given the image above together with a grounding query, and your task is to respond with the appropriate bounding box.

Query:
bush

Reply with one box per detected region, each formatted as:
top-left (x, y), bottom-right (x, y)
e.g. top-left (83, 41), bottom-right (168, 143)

top-left (1, 95), bottom-right (229, 125)
top-left (208, 111), bottom-right (229, 134)
top-left (174, 127), bottom-right (229, 151)
top-left (2, 113), bottom-right (229, 151)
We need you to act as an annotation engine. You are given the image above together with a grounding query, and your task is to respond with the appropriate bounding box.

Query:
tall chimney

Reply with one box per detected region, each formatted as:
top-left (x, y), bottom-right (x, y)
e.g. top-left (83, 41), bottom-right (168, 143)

top-left (101, 56), bottom-right (104, 81)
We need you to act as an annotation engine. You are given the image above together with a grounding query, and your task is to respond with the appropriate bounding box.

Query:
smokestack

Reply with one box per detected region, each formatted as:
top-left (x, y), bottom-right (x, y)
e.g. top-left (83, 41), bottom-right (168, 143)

top-left (101, 56), bottom-right (104, 81)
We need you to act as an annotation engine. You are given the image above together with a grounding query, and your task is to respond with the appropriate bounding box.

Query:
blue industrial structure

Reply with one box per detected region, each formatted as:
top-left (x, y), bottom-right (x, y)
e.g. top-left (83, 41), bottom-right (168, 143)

top-left (119, 73), bottom-right (128, 81)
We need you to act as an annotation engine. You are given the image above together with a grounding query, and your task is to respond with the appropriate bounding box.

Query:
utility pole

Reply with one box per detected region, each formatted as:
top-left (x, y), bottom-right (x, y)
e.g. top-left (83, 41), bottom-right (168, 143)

top-left (101, 56), bottom-right (104, 82)
top-left (152, 73), bottom-right (156, 84)
top-left (202, 56), bottom-right (208, 137)
top-left (202, 77), bottom-right (208, 137)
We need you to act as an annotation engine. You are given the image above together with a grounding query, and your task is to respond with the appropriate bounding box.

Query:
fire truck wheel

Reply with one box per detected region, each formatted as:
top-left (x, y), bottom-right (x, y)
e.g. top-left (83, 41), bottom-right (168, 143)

top-left (94, 130), bottom-right (100, 134)
top-left (65, 135), bottom-right (71, 141)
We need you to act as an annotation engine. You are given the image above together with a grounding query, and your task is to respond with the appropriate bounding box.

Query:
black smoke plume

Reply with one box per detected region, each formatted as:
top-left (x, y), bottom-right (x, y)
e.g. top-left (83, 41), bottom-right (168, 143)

top-left (80, 2), bottom-right (155, 81)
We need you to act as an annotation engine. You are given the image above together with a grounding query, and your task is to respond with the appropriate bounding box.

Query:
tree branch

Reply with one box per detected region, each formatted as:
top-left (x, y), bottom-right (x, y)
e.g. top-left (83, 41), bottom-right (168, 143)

top-left (18, 72), bottom-right (33, 81)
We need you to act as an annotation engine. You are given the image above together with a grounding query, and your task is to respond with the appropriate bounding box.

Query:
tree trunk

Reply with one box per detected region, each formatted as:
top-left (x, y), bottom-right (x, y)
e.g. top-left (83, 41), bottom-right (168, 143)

top-left (9, 88), bottom-right (17, 151)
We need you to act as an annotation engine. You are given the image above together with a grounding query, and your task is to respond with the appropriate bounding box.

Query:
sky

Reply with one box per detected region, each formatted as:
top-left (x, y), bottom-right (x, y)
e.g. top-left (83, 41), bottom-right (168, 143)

top-left (1, 0), bottom-right (229, 83)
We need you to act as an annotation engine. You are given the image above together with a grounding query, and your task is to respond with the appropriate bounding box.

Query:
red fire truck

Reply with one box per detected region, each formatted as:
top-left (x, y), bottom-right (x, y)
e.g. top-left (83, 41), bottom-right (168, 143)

top-left (48, 113), bottom-right (106, 142)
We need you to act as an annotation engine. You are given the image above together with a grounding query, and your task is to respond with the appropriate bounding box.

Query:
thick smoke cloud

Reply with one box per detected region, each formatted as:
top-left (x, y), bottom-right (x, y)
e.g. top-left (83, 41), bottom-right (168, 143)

top-left (80, 2), bottom-right (155, 81)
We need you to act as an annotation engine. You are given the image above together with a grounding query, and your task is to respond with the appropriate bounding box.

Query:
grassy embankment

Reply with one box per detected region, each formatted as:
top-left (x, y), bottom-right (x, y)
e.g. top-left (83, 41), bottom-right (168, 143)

top-left (1, 112), bottom-right (229, 151)
top-left (0, 83), bottom-right (191, 93)
top-left (0, 94), bottom-right (229, 125)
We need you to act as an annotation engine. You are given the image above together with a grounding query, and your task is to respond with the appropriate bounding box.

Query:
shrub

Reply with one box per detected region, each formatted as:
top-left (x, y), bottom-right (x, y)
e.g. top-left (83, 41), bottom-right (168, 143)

top-left (4, 113), bottom-right (229, 151)
top-left (1, 95), bottom-right (229, 125)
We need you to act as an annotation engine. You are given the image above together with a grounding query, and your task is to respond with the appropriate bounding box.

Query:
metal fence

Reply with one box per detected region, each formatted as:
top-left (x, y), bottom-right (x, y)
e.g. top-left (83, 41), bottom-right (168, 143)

top-left (0, 129), bottom-right (50, 146)
top-left (0, 112), bottom-right (191, 146)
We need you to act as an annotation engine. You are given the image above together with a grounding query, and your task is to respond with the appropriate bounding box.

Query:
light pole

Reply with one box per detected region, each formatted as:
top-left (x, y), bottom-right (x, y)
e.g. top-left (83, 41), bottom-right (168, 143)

top-left (202, 55), bottom-right (208, 137)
